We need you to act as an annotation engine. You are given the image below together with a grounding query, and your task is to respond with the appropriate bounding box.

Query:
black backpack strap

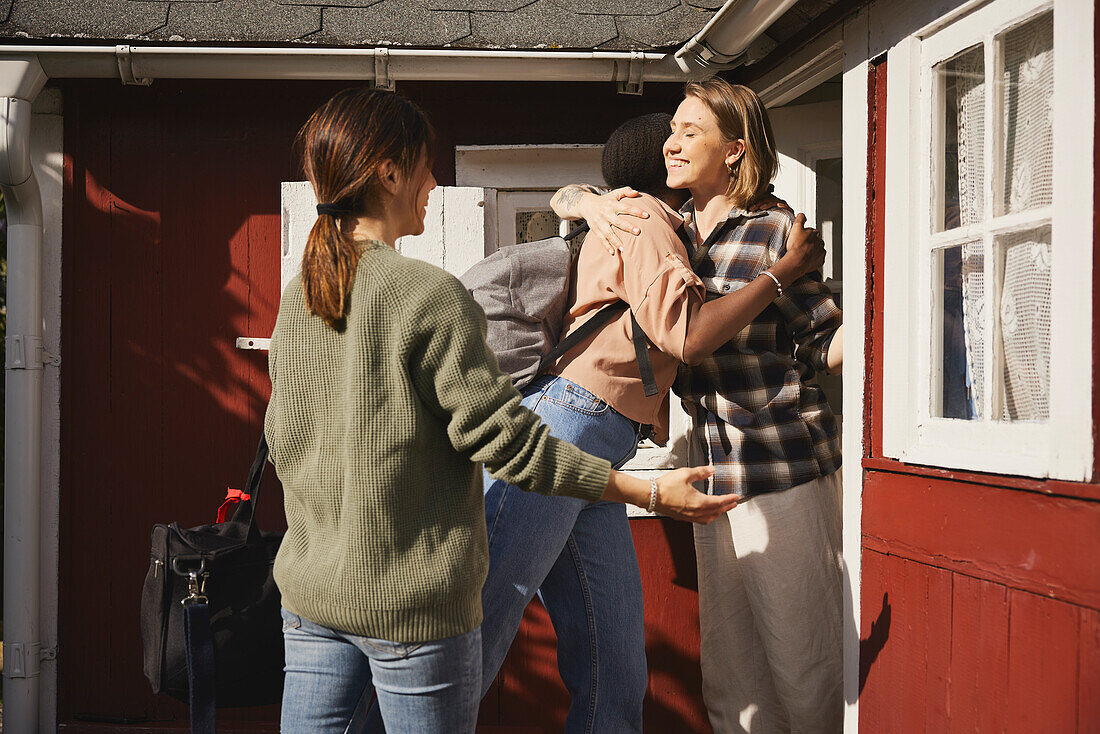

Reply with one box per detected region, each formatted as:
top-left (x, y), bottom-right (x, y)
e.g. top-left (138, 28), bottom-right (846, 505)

top-left (538, 301), bottom-right (629, 373)
top-left (564, 222), bottom-right (589, 241)
top-left (538, 303), bottom-right (658, 398)
top-left (544, 220), bottom-right (658, 396)
top-left (630, 313), bottom-right (659, 397)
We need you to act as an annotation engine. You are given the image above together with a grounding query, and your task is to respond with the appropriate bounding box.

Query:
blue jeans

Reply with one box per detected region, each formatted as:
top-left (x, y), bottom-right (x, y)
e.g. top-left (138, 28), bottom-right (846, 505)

top-left (280, 607), bottom-right (481, 734)
top-left (480, 375), bottom-right (647, 734)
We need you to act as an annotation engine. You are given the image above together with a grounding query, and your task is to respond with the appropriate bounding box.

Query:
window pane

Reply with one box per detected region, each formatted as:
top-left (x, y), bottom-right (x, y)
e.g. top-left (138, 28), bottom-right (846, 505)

top-left (815, 156), bottom-right (843, 284)
top-left (516, 210), bottom-right (561, 244)
top-left (937, 45), bottom-right (986, 232)
top-left (999, 11), bottom-right (1054, 215)
top-left (933, 241), bottom-right (985, 420)
top-left (996, 226), bottom-right (1051, 422)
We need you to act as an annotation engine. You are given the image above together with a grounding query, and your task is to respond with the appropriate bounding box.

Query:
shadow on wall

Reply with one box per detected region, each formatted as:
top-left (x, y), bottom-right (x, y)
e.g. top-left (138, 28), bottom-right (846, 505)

top-left (858, 592), bottom-right (892, 697)
top-left (59, 78), bottom-right (314, 726)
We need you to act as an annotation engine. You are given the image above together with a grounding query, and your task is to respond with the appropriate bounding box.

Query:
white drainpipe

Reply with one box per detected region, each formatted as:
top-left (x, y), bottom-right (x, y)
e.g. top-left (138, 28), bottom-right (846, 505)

top-left (0, 54), bottom-right (48, 734)
top-left (674, 0), bottom-right (801, 75)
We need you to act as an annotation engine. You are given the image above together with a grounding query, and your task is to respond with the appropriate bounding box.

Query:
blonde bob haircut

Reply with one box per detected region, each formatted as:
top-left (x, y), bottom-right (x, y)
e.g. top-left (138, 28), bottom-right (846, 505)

top-left (683, 77), bottom-right (779, 209)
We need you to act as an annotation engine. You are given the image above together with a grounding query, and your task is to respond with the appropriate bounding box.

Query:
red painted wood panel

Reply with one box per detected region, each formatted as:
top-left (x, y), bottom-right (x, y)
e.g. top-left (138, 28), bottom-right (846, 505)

top-left (861, 550), bottom-right (1089, 734)
top-left (947, 575), bottom-right (1009, 731)
top-left (59, 78), bottom-right (694, 730)
top-left (1080, 607), bottom-right (1100, 733)
top-left (862, 470), bottom-right (1100, 608)
top-left (865, 57), bottom-right (887, 458)
top-left (859, 549), bottom-right (952, 732)
top-left (1093, 0), bottom-right (1100, 482)
top-left (863, 455), bottom-right (1100, 503)
top-left (480, 518), bottom-right (710, 733)
top-left (1005, 591), bottom-right (1079, 734)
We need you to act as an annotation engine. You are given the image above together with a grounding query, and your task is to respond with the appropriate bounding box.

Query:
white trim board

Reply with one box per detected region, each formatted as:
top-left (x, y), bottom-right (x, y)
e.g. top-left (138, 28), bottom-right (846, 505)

top-left (455, 145), bottom-right (604, 190)
top-left (758, 41), bottom-right (844, 108)
top-left (840, 8), bottom-right (870, 730)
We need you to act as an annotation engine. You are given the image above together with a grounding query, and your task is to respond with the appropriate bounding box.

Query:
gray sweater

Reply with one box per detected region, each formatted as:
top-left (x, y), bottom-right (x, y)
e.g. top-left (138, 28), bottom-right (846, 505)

top-left (264, 240), bottom-right (611, 642)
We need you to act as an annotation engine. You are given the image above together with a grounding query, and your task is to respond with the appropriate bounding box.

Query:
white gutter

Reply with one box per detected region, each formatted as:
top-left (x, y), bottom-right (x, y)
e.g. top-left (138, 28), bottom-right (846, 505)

top-left (674, 0), bottom-right (801, 76)
top-left (0, 53), bottom-right (48, 734)
top-left (3, 45), bottom-right (679, 89)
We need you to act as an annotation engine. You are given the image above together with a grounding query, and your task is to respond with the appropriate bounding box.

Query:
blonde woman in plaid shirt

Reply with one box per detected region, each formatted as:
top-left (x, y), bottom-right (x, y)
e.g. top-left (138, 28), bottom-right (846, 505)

top-left (560, 78), bottom-right (844, 734)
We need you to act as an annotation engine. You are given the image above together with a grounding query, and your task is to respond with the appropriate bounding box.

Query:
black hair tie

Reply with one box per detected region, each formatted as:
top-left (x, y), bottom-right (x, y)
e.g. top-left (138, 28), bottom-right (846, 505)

top-left (317, 202), bottom-right (350, 217)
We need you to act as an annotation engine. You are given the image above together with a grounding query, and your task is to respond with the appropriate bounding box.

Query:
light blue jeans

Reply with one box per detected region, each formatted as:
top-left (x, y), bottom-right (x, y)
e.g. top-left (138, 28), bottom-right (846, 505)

top-left (480, 375), bottom-right (647, 734)
top-left (280, 607), bottom-right (481, 734)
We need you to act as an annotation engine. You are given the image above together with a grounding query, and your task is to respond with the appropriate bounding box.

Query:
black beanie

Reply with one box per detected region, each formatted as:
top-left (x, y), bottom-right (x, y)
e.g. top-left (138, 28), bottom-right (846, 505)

top-left (601, 112), bottom-right (673, 196)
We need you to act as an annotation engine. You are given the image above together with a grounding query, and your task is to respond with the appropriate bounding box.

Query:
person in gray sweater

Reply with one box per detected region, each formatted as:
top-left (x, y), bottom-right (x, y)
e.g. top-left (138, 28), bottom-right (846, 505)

top-left (265, 88), bottom-right (738, 734)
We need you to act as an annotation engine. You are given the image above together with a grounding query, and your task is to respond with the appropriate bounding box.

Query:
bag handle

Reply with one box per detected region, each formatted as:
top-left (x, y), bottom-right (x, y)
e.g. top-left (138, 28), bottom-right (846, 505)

top-left (229, 433), bottom-right (269, 544)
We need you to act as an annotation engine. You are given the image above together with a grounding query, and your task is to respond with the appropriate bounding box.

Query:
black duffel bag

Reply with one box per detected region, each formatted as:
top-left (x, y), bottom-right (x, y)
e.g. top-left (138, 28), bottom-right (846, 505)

top-left (140, 434), bottom-right (285, 717)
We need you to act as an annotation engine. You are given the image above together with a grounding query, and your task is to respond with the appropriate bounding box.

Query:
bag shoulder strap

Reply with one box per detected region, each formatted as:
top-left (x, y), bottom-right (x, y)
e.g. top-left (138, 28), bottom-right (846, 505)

top-left (538, 300), bottom-right (628, 371)
top-left (183, 601), bottom-right (217, 734)
top-left (229, 434), bottom-right (269, 543)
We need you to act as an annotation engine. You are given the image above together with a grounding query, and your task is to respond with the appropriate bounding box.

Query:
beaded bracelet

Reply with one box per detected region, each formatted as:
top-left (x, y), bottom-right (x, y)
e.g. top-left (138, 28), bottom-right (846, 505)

top-left (760, 270), bottom-right (783, 298)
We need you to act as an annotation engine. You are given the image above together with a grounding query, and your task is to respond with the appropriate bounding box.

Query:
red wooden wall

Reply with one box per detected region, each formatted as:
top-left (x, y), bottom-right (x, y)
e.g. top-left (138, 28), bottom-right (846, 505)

top-left (858, 58), bottom-right (1100, 733)
top-left (57, 77), bottom-right (710, 732)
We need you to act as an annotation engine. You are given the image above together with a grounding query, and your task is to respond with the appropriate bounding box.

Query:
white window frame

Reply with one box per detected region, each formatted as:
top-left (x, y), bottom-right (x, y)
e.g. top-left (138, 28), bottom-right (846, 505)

top-left (882, 0), bottom-right (1093, 480)
top-left (495, 190), bottom-right (570, 248)
top-left (800, 140), bottom-right (844, 286)
top-left (456, 144), bottom-right (604, 252)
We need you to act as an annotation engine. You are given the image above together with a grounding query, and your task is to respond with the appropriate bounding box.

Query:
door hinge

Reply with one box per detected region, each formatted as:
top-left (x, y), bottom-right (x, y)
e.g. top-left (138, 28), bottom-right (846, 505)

top-left (235, 337), bottom-right (271, 351)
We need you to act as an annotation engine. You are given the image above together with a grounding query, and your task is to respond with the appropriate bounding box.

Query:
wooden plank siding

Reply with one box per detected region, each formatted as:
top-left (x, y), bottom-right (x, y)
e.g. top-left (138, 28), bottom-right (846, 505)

top-left (57, 77), bottom-right (701, 731)
top-left (860, 52), bottom-right (1100, 734)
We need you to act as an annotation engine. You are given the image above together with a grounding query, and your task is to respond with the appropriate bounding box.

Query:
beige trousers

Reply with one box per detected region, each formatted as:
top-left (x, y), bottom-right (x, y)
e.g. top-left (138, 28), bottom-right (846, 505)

top-left (693, 470), bottom-right (843, 734)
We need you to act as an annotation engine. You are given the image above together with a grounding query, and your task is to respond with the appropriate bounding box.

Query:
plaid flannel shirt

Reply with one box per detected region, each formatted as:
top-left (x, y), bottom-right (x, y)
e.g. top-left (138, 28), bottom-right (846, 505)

top-left (674, 202), bottom-right (842, 497)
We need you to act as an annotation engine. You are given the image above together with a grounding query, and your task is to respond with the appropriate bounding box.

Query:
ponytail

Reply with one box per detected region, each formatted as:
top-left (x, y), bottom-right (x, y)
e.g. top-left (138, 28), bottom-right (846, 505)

top-left (301, 212), bottom-right (361, 330)
top-left (296, 88), bottom-right (436, 329)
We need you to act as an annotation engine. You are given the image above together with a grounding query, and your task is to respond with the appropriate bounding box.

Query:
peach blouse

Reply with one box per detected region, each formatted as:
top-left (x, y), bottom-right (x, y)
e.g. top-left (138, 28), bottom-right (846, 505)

top-left (550, 194), bottom-right (703, 444)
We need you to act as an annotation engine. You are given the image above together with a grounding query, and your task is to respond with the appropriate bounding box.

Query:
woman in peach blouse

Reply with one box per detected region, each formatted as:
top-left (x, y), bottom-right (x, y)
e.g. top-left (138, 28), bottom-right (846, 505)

top-left (477, 113), bottom-right (825, 732)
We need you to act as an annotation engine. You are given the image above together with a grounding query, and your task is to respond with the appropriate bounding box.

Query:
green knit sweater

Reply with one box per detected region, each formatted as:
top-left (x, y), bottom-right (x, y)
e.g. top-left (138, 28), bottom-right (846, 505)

top-left (264, 240), bottom-right (612, 642)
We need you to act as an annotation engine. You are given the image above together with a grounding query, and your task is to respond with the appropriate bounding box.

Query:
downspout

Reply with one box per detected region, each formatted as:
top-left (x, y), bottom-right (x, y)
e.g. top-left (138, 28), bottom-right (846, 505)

top-left (0, 54), bottom-right (48, 734)
top-left (673, 0), bottom-right (801, 76)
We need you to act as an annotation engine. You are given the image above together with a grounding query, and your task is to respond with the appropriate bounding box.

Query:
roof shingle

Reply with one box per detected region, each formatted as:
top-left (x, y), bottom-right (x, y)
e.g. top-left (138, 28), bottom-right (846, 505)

top-left (156, 0), bottom-right (322, 42)
top-left (0, 0), bottom-right (712, 50)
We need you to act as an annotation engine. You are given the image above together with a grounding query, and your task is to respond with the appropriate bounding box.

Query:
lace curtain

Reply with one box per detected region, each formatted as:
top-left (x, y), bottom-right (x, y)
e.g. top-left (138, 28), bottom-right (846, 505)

top-left (951, 12), bottom-right (1053, 421)
top-left (998, 13), bottom-right (1054, 421)
top-left (952, 49), bottom-right (987, 418)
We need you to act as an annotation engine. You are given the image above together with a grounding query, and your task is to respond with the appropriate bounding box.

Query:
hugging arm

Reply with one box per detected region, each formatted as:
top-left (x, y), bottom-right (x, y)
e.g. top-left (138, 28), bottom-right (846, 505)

top-left (682, 214), bottom-right (827, 364)
top-left (556, 187), bottom-right (830, 368)
top-left (765, 226), bottom-right (844, 376)
top-left (551, 184), bottom-right (650, 249)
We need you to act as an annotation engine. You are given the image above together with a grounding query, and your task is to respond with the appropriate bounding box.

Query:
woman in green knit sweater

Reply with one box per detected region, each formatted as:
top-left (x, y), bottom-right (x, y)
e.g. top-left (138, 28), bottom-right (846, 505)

top-left (264, 88), bottom-right (737, 734)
